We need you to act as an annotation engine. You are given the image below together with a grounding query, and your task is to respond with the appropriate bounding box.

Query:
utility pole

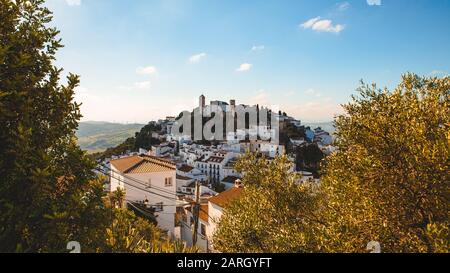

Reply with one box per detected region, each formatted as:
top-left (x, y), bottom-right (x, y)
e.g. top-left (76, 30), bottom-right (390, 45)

top-left (192, 181), bottom-right (200, 246)
top-left (109, 194), bottom-right (114, 253)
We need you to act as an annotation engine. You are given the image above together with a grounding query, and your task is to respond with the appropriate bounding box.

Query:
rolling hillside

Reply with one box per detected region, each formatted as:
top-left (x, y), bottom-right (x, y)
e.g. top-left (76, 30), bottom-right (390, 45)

top-left (76, 121), bottom-right (144, 153)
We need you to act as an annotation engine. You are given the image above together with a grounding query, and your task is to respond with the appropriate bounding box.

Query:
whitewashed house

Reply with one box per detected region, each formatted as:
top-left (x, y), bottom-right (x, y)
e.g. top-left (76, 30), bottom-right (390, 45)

top-left (176, 174), bottom-right (196, 195)
top-left (240, 140), bottom-right (285, 158)
top-left (150, 142), bottom-right (176, 157)
top-left (110, 155), bottom-right (177, 237)
top-left (222, 158), bottom-right (240, 179)
top-left (178, 164), bottom-right (207, 182)
top-left (194, 151), bottom-right (241, 182)
top-left (180, 181), bottom-right (244, 252)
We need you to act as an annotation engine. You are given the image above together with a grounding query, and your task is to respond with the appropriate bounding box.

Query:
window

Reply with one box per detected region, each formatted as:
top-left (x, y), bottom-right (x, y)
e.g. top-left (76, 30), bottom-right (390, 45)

top-left (201, 223), bottom-right (206, 236)
top-left (146, 178), bottom-right (152, 188)
top-left (165, 177), bottom-right (173, 187)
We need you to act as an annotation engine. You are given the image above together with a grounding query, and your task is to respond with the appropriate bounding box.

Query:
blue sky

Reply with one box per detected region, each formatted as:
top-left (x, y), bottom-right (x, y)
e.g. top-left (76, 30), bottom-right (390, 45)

top-left (46, 0), bottom-right (450, 123)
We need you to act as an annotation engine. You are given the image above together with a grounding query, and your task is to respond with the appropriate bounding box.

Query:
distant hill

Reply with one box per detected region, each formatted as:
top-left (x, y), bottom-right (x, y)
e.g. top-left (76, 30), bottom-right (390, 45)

top-left (304, 121), bottom-right (336, 134)
top-left (76, 121), bottom-right (144, 153)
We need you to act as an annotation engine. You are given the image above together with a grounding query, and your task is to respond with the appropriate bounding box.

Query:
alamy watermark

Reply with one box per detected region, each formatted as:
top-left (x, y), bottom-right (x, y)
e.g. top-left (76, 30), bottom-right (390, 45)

top-left (67, 241), bottom-right (81, 253)
top-left (66, 240), bottom-right (381, 253)
top-left (171, 104), bottom-right (281, 144)
top-left (366, 241), bottom-right (381, 253)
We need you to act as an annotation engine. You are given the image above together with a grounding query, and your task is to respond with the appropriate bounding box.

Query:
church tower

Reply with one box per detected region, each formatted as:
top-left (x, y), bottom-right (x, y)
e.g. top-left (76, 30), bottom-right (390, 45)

top-left (199, 94), bottom-right (206, 108)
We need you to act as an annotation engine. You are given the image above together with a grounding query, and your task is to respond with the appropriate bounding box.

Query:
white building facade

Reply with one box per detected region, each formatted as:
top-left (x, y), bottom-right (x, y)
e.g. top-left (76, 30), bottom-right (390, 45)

top-left (110, 155), bottom-right (177, 237)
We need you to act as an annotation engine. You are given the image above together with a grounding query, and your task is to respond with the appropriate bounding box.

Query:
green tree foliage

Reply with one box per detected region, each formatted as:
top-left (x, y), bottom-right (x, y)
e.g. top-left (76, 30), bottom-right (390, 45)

top-left (213, 74), bottom-right (449, 253)
top-left (0, 0), bottom-right (109, 252)
top-left (280, 122), bottom-right (306, 150)
top-left (134, 122), bottom-right (162, 150)
top-left (295, 143), bottom-right (324, 173)
top-left (0, 1), bottom-right (214, 254)
top-left (317, 74), bottom-right (449, 253)
top-left (110, 188), bottom-right (126, 209)
top-left (105, 206), bottom-right (198, 253)
top-left (105, 208), bottom-right (163, 253)
top-left (213, 153), bottom-right (322, 252)
top-left (213, 182), bottom-right (226, 193)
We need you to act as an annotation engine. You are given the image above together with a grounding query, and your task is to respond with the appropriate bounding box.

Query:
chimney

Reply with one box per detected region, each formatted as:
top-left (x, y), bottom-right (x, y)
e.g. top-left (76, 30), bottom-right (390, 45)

top-left (230, 99), bottom-right (236, 107)
top-left (234, 179), bottom-right (243, 188)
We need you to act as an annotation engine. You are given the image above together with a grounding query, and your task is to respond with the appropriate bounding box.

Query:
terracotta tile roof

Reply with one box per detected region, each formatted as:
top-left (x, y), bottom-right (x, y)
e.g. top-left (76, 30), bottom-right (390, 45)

top-left (178, 164), bottom-right (194, 173)
top-left (110, 155), bottom-right (176, 174)
top-left (186, 181), bottom-right (196, 188)
top-left (221, 176), bottom-right (240, 183)
top-left (185, 204), bottom-right (209, 223)
top-left (176, 174), bottom-right (193, 181)
top-left (199, 204), bottom-right (209, 223)
top-left (209, 187), bottom-right (244, 208)
top-left (207, 156), bottom-right (224, 163)
top-left (110, 156), bottom-right (142, 173)
top-left (194, 155), bottom-right (206, 162)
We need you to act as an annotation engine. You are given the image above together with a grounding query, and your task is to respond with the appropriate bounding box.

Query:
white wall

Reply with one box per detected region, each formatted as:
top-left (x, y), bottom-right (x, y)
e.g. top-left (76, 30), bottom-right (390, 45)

top-left (110, 164), bottom-right (123, 192)
top-left (179, 201), bottom-right (225, 252)
top-left (181, 209), bottom-right (209, 252)
top-left (222, 167), bottom-right (240, 180)
top-left (206, 202), bottom-right (223, 251)
top-left (176, 177), bottom-right (194, 192)
top-left (128, 171), bottom-right (176, 237)
top-left (110, 168), bottom-right (177, 237)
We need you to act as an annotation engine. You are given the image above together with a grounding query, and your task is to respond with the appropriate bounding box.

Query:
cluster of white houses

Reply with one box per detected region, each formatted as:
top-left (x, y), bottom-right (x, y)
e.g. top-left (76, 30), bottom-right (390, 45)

top-left (106, 152), bottom-right (243, 251)
top-left (102, 95), bottom-right (333, 252)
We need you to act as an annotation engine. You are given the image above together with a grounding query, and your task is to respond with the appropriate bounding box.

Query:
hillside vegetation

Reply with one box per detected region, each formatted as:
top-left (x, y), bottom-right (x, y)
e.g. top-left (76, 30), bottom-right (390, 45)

top-left (76, 121), bottom-right (144, 152)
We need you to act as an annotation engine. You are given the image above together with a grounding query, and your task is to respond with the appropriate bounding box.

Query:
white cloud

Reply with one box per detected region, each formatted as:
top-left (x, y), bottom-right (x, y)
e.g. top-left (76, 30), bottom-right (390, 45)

top-left (301, 17), bottom-right (321, 29)
top-left (133, 81), bottom-right (152, 89)
top-left (236, 63), bottom-right (252, 72)
top-left (251, 45), bottom-right (265, 51)
top-left (189, 53), bottom-right (207, 64)
top-left (136, 66), bottom-right (157, 76)
top-left (305, 88), bottom-right (322, 97)
top-left (300, 17), bottom-right (345, 34)
top-left (66, 0), bottom-right (81, 6)
top-left (430, 70), bottom-right (449, 77)
top-left (337, 2), bottom-right (350, 11)
top-left (367, 0), bottom-right (381, 6)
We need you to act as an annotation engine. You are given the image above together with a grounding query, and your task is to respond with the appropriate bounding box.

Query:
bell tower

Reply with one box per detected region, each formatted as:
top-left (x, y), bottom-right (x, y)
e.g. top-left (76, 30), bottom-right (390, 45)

top-left (199, 94), bottom-right (206, 108)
